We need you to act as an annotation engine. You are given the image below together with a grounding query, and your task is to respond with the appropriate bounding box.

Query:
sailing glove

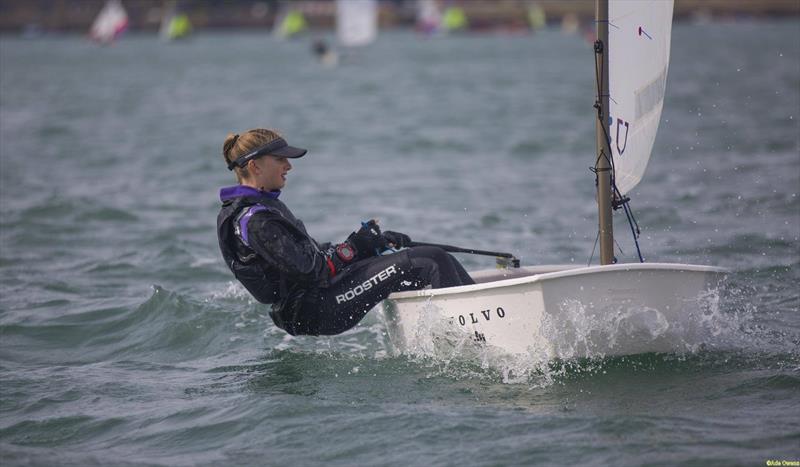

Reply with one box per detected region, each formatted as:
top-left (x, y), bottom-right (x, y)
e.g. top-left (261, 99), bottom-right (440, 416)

top-left (346, 219), bottom-right (386, 259)
top-left (383, 231), bottom-right (412, 248)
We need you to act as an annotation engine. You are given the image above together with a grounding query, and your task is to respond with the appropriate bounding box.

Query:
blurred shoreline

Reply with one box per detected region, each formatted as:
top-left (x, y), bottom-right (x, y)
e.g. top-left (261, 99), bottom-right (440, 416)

top-left (2, 0), bottom-right (799, 35)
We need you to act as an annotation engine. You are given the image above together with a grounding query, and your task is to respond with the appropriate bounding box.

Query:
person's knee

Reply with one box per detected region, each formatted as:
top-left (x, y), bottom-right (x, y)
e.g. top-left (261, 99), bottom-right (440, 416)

top-left (408, 245), bottom-right (449, 264)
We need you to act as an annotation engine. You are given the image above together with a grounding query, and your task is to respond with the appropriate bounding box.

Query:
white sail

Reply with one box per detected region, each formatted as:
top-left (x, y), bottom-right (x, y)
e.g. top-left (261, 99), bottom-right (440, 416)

top-left (336, 0), bottom-right (378, 47)
top-left (89, 0), bottom-right (129, 44)
top-left (416, 0), bottom-right (442, 34)
top-left (608, 0), bottom-right (674, 195)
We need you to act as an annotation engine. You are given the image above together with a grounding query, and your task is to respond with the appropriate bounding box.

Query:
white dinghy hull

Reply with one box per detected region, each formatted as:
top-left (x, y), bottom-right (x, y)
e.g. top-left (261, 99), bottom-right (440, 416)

top-left (382, 263), bottom-right (727, 359)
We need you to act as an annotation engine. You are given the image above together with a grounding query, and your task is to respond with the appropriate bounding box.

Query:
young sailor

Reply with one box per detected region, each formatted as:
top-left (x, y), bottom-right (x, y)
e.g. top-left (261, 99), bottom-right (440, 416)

top-left (217, 128), bottom-right (474, 336)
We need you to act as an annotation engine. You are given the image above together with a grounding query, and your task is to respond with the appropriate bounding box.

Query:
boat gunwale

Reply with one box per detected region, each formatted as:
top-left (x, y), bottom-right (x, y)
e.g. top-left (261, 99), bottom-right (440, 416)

top-left (386, 262), bottom-right (729, 301)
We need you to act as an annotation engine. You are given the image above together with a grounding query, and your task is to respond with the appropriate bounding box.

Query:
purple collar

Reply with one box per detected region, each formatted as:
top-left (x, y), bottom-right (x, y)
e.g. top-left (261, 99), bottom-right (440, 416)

top-left (219, 185), bottom-right (281, 202)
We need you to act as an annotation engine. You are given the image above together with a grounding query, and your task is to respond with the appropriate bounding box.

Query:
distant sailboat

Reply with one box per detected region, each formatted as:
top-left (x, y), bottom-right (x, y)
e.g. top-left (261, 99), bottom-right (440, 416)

top-left (273, 9), bottom-right (308, 39)
top-left (336, 0), bottom-right (377, 48)
top-left (441, 5), bottom-right (468, 33)
top-left (311, 38), bottom-right (338, 67)
top-left (160, 1), bottom-right (192, 41)
top-left (527, 2), bottom-right (547, 32)
top-left (415, 0), bottom-right (441, 35)
top-left (560, 13), bottom-right (580, 36)
top-left (89, 0), bottom-right (129, 45)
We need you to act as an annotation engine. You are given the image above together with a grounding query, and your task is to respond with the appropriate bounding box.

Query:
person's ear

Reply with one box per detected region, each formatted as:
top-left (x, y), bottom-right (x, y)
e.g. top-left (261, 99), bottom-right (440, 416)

top-left (248, 159), bottom-right (260, 175)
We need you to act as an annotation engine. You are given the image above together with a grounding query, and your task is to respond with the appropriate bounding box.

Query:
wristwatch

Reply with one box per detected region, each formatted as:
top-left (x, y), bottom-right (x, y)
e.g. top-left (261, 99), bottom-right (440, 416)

top-left (336, 243), bottom-right (355, 262)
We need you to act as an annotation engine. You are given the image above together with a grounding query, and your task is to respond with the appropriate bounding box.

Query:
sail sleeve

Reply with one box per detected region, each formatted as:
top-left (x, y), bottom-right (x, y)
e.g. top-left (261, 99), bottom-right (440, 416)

top-left (608, 0), bottom-right (674, 195)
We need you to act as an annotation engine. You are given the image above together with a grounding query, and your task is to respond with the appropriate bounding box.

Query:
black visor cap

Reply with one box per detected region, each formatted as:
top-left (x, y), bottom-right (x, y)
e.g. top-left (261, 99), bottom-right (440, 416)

top-left (227, 137), bottom-right (307, 170)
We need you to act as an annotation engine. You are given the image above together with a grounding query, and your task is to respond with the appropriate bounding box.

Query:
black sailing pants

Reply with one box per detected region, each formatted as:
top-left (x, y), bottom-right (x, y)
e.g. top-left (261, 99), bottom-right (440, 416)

top-left (271, 246), bottom-right (475, 336)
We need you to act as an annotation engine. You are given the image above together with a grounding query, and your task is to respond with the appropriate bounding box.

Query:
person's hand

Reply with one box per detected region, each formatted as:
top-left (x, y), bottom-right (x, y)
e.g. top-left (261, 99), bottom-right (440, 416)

top-left (383, 231), bottom-right (412, 249)
top-left (346, 219), bottom-right (386, 259)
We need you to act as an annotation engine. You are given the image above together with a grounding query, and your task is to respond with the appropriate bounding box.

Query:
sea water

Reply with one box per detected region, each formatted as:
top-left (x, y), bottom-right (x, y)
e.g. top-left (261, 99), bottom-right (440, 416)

top-left (1, 21), bottom-right (798, 466)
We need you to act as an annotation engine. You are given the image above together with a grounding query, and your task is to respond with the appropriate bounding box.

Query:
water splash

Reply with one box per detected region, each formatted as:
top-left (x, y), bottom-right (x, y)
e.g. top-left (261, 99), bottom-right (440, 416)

top-left (378, 298), bottom-right (554, 385)
top-left (378, 279), bottom-right (799, 386)
top-left (539, 291), bottom-right (723, 360)
top-left (208, 281), bottom-right (253, 302)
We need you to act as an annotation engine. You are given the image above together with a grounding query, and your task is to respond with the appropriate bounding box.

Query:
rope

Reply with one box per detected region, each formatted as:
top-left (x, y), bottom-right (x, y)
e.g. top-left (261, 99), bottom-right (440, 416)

top-left (613, 183), bottom-right (645, 262)
top-left (623, 200), bottom-right (645, 262)
top-left (588, 230), bottom-right (600, 266)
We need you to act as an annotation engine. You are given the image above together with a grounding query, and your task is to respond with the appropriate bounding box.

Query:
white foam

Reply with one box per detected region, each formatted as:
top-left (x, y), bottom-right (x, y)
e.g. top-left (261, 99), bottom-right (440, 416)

top-left (208, 282), bottom-right (254, 302)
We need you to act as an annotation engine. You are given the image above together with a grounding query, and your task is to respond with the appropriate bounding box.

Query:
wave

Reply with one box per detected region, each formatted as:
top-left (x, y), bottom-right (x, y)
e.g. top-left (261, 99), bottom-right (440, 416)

top-left (194, 338), bottom-right (800, 399)
top-left (0, 286), bottom-right (270, 366)
top-left (9, 196), bottom-right (139, 229)
top-left (3, 276), bottom-right (796, 389)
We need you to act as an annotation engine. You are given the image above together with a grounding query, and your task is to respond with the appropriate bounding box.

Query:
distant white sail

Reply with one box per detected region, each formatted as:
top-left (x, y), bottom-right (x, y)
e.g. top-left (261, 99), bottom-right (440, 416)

top-left (416, 0), bottom-right (441, 34)
top-left (608, 0), bottom-right (674, 195)
top-left (336, 0), bottom-right (378, 47)
top-left (89, 0), bottom-right (129, 44)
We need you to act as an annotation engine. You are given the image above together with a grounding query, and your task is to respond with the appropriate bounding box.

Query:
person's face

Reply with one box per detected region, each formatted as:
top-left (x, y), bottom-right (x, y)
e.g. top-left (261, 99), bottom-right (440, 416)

top-left (250, 155), bottom-right (292, 191)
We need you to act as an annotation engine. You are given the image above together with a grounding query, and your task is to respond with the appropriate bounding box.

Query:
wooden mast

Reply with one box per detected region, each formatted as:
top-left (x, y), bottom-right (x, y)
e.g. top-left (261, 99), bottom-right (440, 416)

top-left (595, 0), bottom-right (614, 265)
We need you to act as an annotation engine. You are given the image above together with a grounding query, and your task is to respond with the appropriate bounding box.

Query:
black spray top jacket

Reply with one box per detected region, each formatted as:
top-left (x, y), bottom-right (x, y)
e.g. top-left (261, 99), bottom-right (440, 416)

top-left (216, 185), bottom-right (331, 304)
